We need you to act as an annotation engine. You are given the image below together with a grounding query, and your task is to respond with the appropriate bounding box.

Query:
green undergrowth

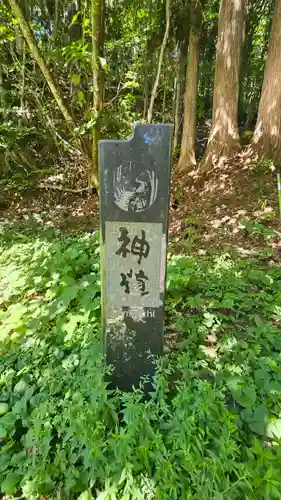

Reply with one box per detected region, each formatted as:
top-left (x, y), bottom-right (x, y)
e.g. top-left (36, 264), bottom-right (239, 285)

top-left (1, 229), bottom-right (281, 499)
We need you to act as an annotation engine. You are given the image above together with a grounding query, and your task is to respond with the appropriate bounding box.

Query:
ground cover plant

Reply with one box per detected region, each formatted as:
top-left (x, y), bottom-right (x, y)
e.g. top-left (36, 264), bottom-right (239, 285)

top-left (1, 227), bottom-right (281, 499)
top-left (2, 0), bottom-right (281, 497)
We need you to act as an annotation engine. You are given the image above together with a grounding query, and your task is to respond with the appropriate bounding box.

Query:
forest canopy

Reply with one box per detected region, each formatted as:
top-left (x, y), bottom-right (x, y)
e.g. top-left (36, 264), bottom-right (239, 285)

top-left (1, 0), bottom-right (280, 190)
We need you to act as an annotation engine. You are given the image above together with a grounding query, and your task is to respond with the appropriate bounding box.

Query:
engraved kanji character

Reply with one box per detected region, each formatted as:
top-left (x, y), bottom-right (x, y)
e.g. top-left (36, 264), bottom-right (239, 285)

top-left (131, 230), bottom-right (150, 264)
top-left (135, 269), bottom-right (149, 296)
top-left (120, 269), bottom-right (133, 294)
top-left (116, 227), bottom-right (130, 258)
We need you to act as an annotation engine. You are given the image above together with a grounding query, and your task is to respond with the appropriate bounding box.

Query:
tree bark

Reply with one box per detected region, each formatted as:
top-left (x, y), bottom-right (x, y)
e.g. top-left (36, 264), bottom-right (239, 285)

top-left (54, 0), bottom-right (60, 41)
top-left (200, 0), bottom-right (246, 172)
top-left (143, 73), bottom-right (148, 120)
top-left (7, 0), bottom-right (74, 125)
top-left (19, 39), bottom-right (26, 126)
top-left (99, 0), bottom-right (105, 104)
top-left (172, 44), bottom-right (181, 154)
top-left (0, 67), bottom-right (5, 119)
top-left (251, 0), bottom-right (281, 163)
top-left (147, 0), bottom-right (170, 123)
top-left (162, 77), bottom-right (167, 120)
top-left (90, 0), bottom-right (104, 191)
top-left (177, 28), bottom-right (200, 170)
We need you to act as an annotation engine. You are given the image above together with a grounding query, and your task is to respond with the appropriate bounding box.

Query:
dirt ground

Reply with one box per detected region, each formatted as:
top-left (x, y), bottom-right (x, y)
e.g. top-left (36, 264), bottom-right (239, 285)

top-left (1, 151), bottom-right (281, 259)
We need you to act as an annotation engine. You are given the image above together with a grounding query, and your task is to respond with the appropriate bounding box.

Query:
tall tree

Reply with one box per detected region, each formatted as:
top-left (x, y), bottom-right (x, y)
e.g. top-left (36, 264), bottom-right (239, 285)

top-left (251, 0), bottom-right (281, 163)
top-left (91, 0), bottom-right (104, 190)
top-left (177, 0), bottom-right (203, 171)
top-left (0, 67), bottom-right (5, 119)
top-left (7, 0), bottom-right (105, 190)
top-left (54, 0), bottom-right (60, 40)
top-left (201, 0), bottom-right (246, 171)
top-left (7, 0), bottom-right (74, 125)
top-left (172, 42), bottom-right (181, 153)
top-left (147, 0), bottom-right (170, 123)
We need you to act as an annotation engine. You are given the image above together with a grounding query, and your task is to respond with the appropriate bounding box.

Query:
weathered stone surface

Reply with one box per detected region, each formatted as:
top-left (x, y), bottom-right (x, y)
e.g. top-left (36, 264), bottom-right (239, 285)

top-left (99, 124), bottom-right (173, 391)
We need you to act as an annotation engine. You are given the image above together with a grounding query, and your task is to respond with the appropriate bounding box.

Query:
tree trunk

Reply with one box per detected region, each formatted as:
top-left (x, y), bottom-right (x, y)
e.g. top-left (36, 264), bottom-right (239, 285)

top-left (172, 44), bottom-right (181, 154)
top-left (162, 77), bottom-right (167, 121)
top-left (200, 0), bottom-right (246, 172)
top-left (143, 73), bottom-right (148, 120)
top-left (147, 0), bottom-right (170, 123)
top-left (177, 28), bottom-right (200, 170)
top-left (19, 40), bottom-right (26, 126)
top-left (8, 0), bottom-right (99, 189)
top-left (54, 0), bottom-right (60, 41)
top-left (7, 0), bottom-right (74, 125)
top-left (251, 0), bottom-right (281, 163)
top-left (0, 67), bottom-right (5, 119)
top-left (90, 0), bottom-right (104, 191)
top-left (99, 0), bottom-right (105, 105)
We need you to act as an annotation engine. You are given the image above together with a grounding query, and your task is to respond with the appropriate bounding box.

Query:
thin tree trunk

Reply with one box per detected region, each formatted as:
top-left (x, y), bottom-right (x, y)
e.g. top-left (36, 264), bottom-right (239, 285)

top-left (0, 67), bottom-right (5, 119)
top-left (143, 73), bottom-right (148, 120)
top-left (200, 0), bottom-right (246, 172)
top-left (19, 40), bottom-right (26, 126)
top-left (173, 76), bottom-right (181, 152)
top-left (143, 40), bottom-right (149, 119)
top-left (8, 0), bottom-right (74, 125)
top-left (91, 0), bottom-right (104, 191)
top-left (177, 28), bottom-right (200, 170)
top-left (162, 79), bottom-right (166, 121)
top-left (147, 0), bottom-right (170, 123)
top-left (54, 0), bottom-right (60, 40)
top-left (251, 0), bottom-right (281, 163)
top-left (99, 0), bottom-right (105, 106)
top-left (172, 44), bottom-right (181, 154)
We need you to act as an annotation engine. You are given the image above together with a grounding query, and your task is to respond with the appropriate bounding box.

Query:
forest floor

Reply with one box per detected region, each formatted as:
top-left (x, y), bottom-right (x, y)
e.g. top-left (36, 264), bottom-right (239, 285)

top-left (170, 151), bottom-right (281, 259)
top-left (1, 152), bottom-right (280, 260)
top-left (1, 156), bottom-right (281, 498)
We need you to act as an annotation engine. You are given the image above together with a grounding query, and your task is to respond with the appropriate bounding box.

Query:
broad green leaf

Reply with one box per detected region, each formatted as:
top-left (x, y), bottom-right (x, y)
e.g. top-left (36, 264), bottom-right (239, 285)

top-left (71, 11), bottom-right (81, 24)
top-left (233, 386), bottom-right (257, 408)
top-left (0, 402), bottom-right (9, 415)
top-left (99, 56), bottom-right (107, 68)
top-left (0, 411), bottom-right (17, 434)
top-left (203, 312), bottom-right (216, 328)
top-left (1, 473), bottom-right (20, 494)
top-left (266, 419), bottom-right (281, 440)
top-left (71, 73), bottom-right (81, 86)
top-left (78, 492), bottom-right (93, 500)
top-left (0, 426), bottom-right (7, 439)
top-left (249, 404), bottom-right (268, 435)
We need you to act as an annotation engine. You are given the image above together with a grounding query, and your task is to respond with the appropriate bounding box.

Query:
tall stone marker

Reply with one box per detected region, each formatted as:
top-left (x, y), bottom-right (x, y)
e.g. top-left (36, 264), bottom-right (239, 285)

top-left (99, 124), bottom-right (173, 391)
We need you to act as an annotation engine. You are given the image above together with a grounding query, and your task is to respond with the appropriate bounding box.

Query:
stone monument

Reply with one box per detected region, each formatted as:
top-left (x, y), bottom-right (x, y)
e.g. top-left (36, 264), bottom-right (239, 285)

top-left (99, 124), bottom-right (173, 391)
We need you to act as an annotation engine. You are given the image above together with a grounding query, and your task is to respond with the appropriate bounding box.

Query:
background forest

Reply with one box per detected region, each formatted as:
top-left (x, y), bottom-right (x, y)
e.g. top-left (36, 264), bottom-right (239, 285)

top-left (2, 1), bottom-right (281, 499)
top-left (1, 0), bottom-right (281, 188)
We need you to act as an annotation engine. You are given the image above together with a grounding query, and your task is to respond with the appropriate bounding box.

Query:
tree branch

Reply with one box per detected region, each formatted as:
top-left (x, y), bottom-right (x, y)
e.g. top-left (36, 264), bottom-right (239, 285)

top-left (38, 184), bottom-right (88, 193)
top-left (7, 0), bottom-right (74, 125)
top-left (104, 80), bottom-right (124, 108)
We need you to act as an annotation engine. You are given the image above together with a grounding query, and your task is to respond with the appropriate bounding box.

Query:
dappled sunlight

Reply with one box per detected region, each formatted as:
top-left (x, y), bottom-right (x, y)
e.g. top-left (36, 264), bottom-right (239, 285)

top-left (0, 187), bottom-right (99, 236)
top-left (0, 0), bottom-right (281, 494)
top-left (166, 251), bottom-right (281, 448)
top-left (4, 232), bottom-right (281, 497)
top-left (170, 150), bottom-right (280, 257)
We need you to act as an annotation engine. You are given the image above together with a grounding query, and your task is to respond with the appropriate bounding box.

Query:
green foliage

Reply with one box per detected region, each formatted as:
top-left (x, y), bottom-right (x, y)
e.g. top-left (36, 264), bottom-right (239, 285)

top-left (256, 158), bottom-right (275, 175)
top-left (239, 0), bottom-right (275, 126)
top-left (241, 219), bottom-right (278, 241)
top-left (0, 0), bottom-right (276, 177)
top-left (1, 231), bottom-right (281, 498)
